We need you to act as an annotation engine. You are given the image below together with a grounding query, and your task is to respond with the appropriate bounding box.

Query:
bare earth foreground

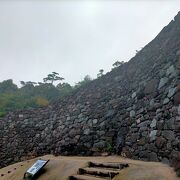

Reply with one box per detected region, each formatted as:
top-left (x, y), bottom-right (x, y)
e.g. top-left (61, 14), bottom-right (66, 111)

top-left (0, 155), bottom-right (178, 180)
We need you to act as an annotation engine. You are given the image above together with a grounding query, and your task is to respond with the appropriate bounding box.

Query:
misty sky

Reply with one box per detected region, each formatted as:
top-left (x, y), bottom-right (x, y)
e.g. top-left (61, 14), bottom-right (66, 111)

top-left (0, 1), bottom-right (180, 86)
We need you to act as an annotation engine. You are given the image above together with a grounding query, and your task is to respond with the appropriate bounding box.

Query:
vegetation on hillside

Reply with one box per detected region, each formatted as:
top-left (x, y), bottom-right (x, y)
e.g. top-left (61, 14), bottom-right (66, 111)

top-left (0, 73), bottom-right (92, 116)
top-left (0, 61), bottom-right (123, 116)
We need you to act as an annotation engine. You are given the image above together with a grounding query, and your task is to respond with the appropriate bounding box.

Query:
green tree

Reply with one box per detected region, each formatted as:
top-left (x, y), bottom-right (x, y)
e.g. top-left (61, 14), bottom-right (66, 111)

top-left (112, 61), bottom-right (124, 68)
top-left (0, 79), bottom-right (18, 94)
top-left (43, 72), bottom-right (64, 85)
top-left (20, 81), bottom-right (37, 87)
top-left (83, 75), bottom-right (92, 82)
top-left (74, 75), bottom-right (92, 88)
top-left (33, 83), bottom-right (60, 102)
top-left (20, 81), bottom-right (26, 87)
top-left (0, 79), bottom-right (61, 113)
top-left (57, 83), bottom-right (73, 97)
top-left (97, 69), bottom-right (104, 78)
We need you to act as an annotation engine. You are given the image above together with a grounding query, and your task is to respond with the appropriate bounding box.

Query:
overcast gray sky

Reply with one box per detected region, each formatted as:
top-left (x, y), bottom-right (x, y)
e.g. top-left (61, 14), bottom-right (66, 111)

top-left (0, 1), bottom-right (180, 86)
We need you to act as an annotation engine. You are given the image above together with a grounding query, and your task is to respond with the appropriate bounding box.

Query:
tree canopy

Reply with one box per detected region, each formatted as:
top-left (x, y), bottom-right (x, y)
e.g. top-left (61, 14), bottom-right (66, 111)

top-left (97, 69), bottom-right (104, 78)
top-left (0, 73), bottom-right (93, 117)
top-left (43, 72), bottom-right (64, 84)
top-left (112, 61), bottom-right (124, 68)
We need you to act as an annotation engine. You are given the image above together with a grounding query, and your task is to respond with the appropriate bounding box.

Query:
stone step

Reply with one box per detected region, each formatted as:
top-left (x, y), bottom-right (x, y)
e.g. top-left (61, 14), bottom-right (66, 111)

top-left (79, 167), bottom-right (119, 178)
top-left (69, 175), bottom-right (106, 180)
top-left (88, 162), bottom-right (129, 170)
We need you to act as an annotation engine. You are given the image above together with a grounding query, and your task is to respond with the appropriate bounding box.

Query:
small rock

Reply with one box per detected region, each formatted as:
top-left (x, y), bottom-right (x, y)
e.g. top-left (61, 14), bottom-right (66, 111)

top-left (178, 105), bottom-right (180, 115)
top-left (150, 99), bottom-right (155, 107)
top-left (176, 50), bottom-right (180, 56)
top-left (174, 92), bottom-right (180, 105)
top-left (84, 129), bottom-right (90, 135)
top-left (127, 107), bottom-right (132, 111)
top-left (137, 108), bottom-right (144, 114)
top-left (101, 152), bottom-right (109, 156)
top-left (162, 158), bottom-right (169, 165)
top-left (139, 127), bottom-right (148, 132)
top-left (168, 87), bottom-right (177, 98)
top-left (105, 110), bottom-right (115, 118)
top-left (132, 92), bottom-right (136, 99)
top-left (19, 114), bottom-right (23, 118)
top-left (130, 110), bottom-right (136, 118)
top-left (137, 138), bottom-right (146, 145)
top-left (148, 143), bottom-right (158, 152)
top-left (156, 108), bottom-right (162, 114)
top-left (87, 120), bottom-right (92, 126)
top-left (78, 113), bottom-right (83, 118)
top-left (114, 75), bottom-right (123, 82)
top-left (155, 137), bottom-right (166, 148)
top-left (157, 120), bottom-right (164, 130)
top-left (149, 130), bottom-right (157, 141)
top-left (99, 121), bottom-right (105, 127)
top-left (162, 130), bottom-right (175, 141)
top-left (137, 121), bottom-right (150, 128)
top-left (148, 152), bottom-right (158, 162)
top-left (158, 77), bottom-right (168, 89)
top-left (150, 119), bottom-right (157, 128)
top-left (66, 116), bottom-right (71, 121)
top-left (93, 141), bottom-right (106, 150)
top-left (92, 119), bottom-right (98, 124)
top-left (163, 98), bottom-right (170, 105)
top-left (136, 119), bottom-right (141, 124)
top-left (159, 69), bottom-right (165, 77)
top-left (166, 65), bottom-right (176, 77)
top-left (97, 130), bottom-right (105, 136)
top-left (144, 79), bottom-right (158, 94)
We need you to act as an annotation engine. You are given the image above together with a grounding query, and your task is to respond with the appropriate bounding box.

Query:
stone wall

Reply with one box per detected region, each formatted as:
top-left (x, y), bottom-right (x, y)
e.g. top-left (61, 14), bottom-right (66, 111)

top-left (0, 12), bottom-right (180, 175)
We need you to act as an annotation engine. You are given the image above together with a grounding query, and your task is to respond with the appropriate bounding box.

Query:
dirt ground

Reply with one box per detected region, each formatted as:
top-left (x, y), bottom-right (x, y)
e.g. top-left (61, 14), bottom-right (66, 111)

top-left (0, 155), bottom-right (178, 180)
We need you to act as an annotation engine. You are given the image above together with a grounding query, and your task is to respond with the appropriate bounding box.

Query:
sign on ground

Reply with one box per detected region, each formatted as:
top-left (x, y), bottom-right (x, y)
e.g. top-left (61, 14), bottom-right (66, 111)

top-left (24, 159), bottom-right (49, 179)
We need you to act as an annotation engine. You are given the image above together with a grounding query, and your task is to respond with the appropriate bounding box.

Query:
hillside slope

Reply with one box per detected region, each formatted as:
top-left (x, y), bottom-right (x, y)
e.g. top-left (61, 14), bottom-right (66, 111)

top-left (0, 12), bottom-right (180, 176)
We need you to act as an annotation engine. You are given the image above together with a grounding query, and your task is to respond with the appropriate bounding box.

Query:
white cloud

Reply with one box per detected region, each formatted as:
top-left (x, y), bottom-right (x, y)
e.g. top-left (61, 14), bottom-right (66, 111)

top-left (0, 1), bottom-right (179, 86)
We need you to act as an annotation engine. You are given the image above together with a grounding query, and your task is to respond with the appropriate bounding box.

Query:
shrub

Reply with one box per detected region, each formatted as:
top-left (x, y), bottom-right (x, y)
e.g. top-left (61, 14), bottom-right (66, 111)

top-left (36, 96), bottom-right (49, 107)
top-left (105, 142), bottom-right (113, 153)
top-left (0, 111), bottom-right (6, 117)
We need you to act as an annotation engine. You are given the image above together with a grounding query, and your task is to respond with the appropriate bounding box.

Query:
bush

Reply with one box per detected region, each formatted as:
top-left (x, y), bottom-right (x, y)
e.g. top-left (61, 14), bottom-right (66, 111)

top-left (105, 142), bottom-right (113, 153)
top-left (0, 111), bottom-right (6, 117)
top-left (36, 97), bottom-right (49, 107)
